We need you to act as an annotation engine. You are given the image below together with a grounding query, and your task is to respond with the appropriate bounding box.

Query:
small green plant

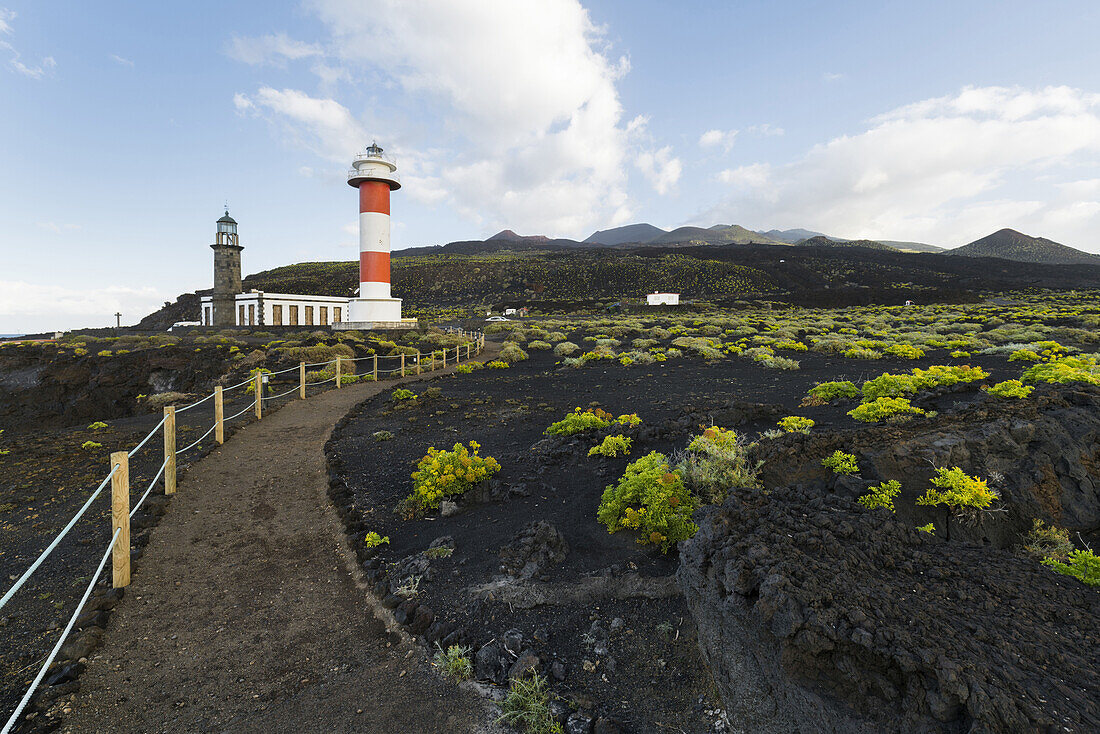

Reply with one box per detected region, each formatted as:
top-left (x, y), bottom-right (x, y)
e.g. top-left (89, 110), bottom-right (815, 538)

top-left (423, 545), bottom-right (454, 559)
top-left (857, 480), bottom-right (901, 512)
top-left (401, 441), bottom-right (501, 517)
top-left (545, 407), bottom-right (637, 436)
top-left (848, 397), bottom-right (925, 423)
top-left (677, 427), bottom-right (761, 503)
top-left (917, 522), bottom-right (935, 534)
top-left (81, 441), bottom-right (102, 451)
top-left (597, 451), bottom-right (699, 552)
top-left (588, 434), bottom-right (632, 458)
top-left (1021, 356), bottom-right (1100, 386)
top-left (87, 421), bottom-right (108, 430)
top-left (373, 430), bottom-right (395, 441)
top-left (391, 388), bottom-right (418, 401)
top-left (499, 674), bottom-right (562, 734)
top-left (499, 343), bottom-right (530, 363)
top-left (246, 367), bottom-right (272, 393)
top-left (1042, 549), bottom-right (1100, 587)
top-left (364, 531), bottom-right (390, 549)
top-left (777, 416), bottom-right (814, 434)
top-left (456, 364), bottom-right (474, 373)
top-left (432, 643), bottom-right (473, 681)
top-left (982, 379), bottom-right (1033, 399)
top-left (884, 343), bottom-right (925, 359)
top-left (1019, 519), bottom-right (1073, 562)
top-left (916, 467), bottom-right (999, 539)
top-left (803, 380), bottom-right (861, 405)
top-left (485, 360), bottom-right (510, 369)
top-left (822, 450), bottom-right (859, 475)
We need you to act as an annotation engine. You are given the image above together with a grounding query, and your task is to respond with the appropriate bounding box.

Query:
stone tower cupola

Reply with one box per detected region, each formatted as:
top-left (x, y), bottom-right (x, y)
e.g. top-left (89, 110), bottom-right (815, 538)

top-left (210, 210), bottom-right (243, 327)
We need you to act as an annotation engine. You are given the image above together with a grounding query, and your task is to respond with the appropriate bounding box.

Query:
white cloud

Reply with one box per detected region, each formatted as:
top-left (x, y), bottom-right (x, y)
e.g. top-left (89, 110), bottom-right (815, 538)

top-left (37, 222), bottom-right (82, 234)
top-left (226, 32), bottom-right (323, 66)
top-left (235, 86), bottom-right (366, 162)
top-left (635, 145), bottom-right (682, 195)
top-left (231, 0), bottom-right (675, 237)
top-left (747, 123), bottom-right (784, 137)
top-left (0, 8), bottom-right (54, 78)
top-left (699, 128), bottom-right (738, 152)
top-left (110, 54), bottom-right (134, 67)
top-left (822, 72), bottom-right (843, 82)
top-left (705, 85), bottom-right (1100, 250)
top-left (0, 281), bottom-right (163, 333)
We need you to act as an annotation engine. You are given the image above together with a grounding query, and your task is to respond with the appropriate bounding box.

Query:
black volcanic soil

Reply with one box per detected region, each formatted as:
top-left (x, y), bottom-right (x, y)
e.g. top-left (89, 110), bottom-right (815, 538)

top-left (325, 344), bottom-right (1055, 732)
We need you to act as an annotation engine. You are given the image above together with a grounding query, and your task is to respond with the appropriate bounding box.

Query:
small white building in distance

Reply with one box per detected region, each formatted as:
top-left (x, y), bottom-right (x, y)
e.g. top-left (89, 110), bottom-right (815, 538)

top-left (647, 292), bottom-right (680, 306)
top-left (199, 291), bottom-right (350, 327)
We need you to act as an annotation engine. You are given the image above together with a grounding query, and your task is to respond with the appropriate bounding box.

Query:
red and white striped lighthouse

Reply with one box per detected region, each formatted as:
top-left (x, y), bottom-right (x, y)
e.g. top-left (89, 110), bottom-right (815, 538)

top-left (347, 143), bottom-right (403, 323)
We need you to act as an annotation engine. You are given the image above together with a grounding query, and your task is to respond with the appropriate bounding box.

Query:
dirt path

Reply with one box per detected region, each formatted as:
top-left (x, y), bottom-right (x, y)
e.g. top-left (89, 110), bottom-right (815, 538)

top-left (58, 360), bottom-right (501, 734)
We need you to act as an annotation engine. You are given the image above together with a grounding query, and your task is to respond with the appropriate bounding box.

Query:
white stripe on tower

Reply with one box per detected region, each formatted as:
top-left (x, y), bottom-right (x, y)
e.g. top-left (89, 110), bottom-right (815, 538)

top-left (358, 180), bottom-right (391, 300)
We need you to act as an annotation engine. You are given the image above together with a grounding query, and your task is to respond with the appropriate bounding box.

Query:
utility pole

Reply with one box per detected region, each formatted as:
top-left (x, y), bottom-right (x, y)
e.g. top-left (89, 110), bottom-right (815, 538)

top-left (115, 312), bottom-right (122, 328)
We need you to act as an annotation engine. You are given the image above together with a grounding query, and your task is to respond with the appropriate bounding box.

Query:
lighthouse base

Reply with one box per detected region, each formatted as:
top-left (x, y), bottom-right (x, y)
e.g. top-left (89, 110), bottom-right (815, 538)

top-left (334, 297), bottom-right (417, 331)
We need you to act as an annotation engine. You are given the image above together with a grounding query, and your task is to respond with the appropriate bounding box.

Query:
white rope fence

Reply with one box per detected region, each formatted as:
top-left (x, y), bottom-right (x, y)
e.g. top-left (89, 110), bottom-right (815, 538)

top-left (0, 328), bottom-right (485, 729)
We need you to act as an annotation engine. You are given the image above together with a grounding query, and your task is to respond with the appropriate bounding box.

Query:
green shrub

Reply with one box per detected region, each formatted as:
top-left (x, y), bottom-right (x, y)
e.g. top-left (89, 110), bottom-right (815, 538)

top-left (804, 381), bottom-right (860, 405)
top-left (455, 364), bottom-right (474, 373)
top-left (848, 397), bottom-right (925, 423)
top-left (917, 522), bottom-right (935, 534)
top-left (364, 531), bottom-right (390, 548)
top-left (401, 442), bottom-right (501, 517)
top-left (500, 343), bottom-right (529, 363)
top-left (81, 441), bottom-right (102, 451)
top-left (822, 450), bottom-right (859, 475)
top-left (777, 416), bottom-right (814, 434)
top-left (1008, 349), bottom-right (1041, 362)
top-left (526, 340), bottom-right (552, 350)
top-left (884, 344), bottom-right (925, 359)
top-left (553, 341), bottom-right (580, 356)
top-left (983, 379), bottom-right (1033, 399)
top-left (499, 674), bottom-right (562, 734)
top-left (588, 434), bottom-right (632, 458)
top-left (373, 430), bottom-right (395, 442)
top-left (432, 643), bottom-right (474, 682)
top-left (87, 421), bottom-right (108, 430)
top-left (485, 360), bottom-right (509, 369)
top-left (597, 451), bottom-right (699, 552)
top-left (916, 467), bottom-right (998, 516)
top-left (676, 427), bottom-right (760, 503)
top-left (857, 480), bottom-right (901, 512)
top-left (1021, 356), bottom-right (1100, 386)
top-left (391, 388), bottom-right (417, 401)
top-left (861, 373), bottom-right (917, 401)
top-left (545, 408), bottom-right (637, 436)
top-left (843, 347), bottom-right (881, 359)
top-left (1042, 549), bottom-right (1100, 587)
top-left (1019, 519), bottom-right (1073, 562)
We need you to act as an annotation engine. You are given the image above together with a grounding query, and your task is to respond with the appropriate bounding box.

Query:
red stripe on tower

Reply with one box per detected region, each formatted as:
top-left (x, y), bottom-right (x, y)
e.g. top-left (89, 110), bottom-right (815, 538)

top-left (359, 181), bottom-right (390, 215)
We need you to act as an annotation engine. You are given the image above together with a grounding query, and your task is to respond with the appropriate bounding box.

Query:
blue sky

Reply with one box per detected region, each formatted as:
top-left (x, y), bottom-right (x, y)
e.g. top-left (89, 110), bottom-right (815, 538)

top-left (2, 0), bottom-right (1100, 332)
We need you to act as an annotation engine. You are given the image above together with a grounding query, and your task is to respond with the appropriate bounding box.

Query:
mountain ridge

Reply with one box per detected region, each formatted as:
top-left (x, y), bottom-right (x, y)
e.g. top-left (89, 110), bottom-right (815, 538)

top-left (947, 228), bottom-right (1100, 265)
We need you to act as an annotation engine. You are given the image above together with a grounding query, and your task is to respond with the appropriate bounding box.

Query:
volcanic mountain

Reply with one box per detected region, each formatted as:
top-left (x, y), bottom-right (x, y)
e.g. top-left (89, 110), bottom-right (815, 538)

top-left (948, 228), bottom-right (1100, 265)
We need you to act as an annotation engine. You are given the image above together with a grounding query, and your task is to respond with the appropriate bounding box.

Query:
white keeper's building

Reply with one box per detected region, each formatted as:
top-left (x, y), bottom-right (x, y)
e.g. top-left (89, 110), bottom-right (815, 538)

top-left (199, 291), bottom-right (350, 327)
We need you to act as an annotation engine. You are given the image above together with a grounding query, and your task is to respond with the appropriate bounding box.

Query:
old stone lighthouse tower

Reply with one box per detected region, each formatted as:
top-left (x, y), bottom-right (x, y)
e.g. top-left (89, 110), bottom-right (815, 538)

top-left (210, 210), bottom-right (243, 326)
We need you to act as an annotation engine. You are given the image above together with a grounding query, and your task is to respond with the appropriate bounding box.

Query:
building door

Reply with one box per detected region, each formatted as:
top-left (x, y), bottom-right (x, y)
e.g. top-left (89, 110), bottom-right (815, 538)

top-left (248, 304), bottom-right (255, 325)
top-left (319, 306), bottom-right (328, 325)
top-left (334, 307), bottom-right (342, 323)
top-left (204, 306), bottom-right (212, 325)
top-left (305, 306), bottom-right (314, 326)
top-left (238, 304), bottom-right (245, 325)
top-left (289, 305), bottom-right (299, 325)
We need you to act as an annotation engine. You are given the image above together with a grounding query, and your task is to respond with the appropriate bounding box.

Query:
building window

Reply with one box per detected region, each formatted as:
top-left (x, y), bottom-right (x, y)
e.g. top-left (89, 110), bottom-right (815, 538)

top-left (334, 307), bottom-right (341, 322)
top-left (248, 304), bottom-right (255, 325)
top-left (305, 306), bottom-right (314, 326)
top-left (238, 304), bottom-right (245, 325)
top-left (272, 304), bottom-right (282, 326)
top-left (204, 306), bottom-right (211, 325)
top-left (319, 306), bottom-right (328, 325)
top-left (289, 305), bottom-right (299, 326)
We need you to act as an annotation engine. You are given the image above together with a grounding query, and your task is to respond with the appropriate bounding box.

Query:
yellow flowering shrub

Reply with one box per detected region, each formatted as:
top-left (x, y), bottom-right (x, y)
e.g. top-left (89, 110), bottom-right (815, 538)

top-left (402, 441), bottom-right (501, 517)
top-left (597, 451), bottom-right (698, 552)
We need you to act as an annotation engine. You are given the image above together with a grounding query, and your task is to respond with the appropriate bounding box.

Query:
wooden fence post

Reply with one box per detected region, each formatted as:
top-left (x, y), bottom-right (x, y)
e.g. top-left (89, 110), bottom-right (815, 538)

top-left (400, 353), bottom-right (406, 376)
top-left (214, 386), bottom-right (224, 445)
top-left (373, 354), bottom-right (379, 381)
top-left (164, 406), bottom-right (176, 495)
top-left (416, 351), bottom-right (421, 375)
top-left (299, 362), bottom-right (307, 400)
top-left (336, 356), bottom-right (342, 388)
top-left (431, 351), bottom-right (436, 371)
top-left (110, 451), bottom-right (130, 588)
top-left (254, 372), bottom-right (263, 419)
top-left (443, 348), bottom-right (447, 368)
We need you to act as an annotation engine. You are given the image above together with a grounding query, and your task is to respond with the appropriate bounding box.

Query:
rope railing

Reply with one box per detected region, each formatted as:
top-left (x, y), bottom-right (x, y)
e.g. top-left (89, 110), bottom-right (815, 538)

top-left (1, 528), bottom-right (121, 734)
top-left (0, 329), bottom-right (484, 728)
